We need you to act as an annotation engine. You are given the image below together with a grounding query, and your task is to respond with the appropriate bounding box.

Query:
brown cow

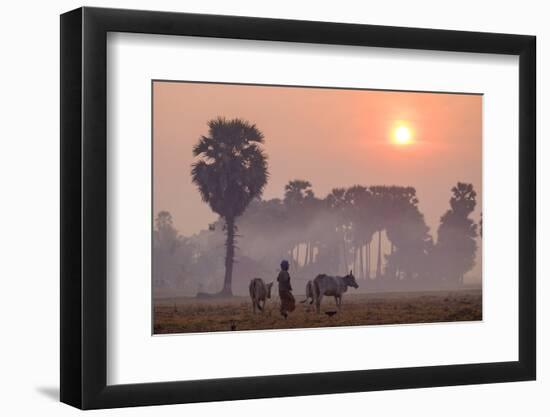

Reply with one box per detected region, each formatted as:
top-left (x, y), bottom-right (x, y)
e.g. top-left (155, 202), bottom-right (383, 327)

top-left (249, 278), bottom-right (273, 313)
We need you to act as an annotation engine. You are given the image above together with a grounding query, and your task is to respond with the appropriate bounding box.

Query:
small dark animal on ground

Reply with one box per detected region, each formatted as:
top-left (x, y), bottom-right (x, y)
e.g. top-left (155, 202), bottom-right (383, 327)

top-left (325, 311), bottom-right (337, 317)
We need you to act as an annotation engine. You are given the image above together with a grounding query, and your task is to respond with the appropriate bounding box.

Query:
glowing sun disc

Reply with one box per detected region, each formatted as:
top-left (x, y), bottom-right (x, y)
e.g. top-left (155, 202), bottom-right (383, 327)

top-left (393, 126), bottom-right (413, 145)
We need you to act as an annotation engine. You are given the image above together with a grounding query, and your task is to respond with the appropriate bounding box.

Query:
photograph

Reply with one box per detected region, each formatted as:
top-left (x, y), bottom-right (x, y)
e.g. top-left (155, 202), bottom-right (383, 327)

top-left (152, 81), bottom-right (483, 334)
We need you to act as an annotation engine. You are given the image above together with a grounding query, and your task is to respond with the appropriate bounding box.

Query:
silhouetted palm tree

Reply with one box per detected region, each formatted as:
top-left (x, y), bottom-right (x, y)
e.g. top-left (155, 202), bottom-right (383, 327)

top-left (383, 188), bottom-right (432, 281)
top-left (435, 182), bottom-right (478, 284)
top-left (284, 180), bottom-right (315, 269)
top-left (326, 187), bottom-right (353, 273)
top-left (191, 117), bottom-right (268, 295)
top-left (368, 186), bottom-right (393, 279)
top-left (284, 180), bottom-right (314, 205)
top-left (344, 185), bottom-right (370, 279)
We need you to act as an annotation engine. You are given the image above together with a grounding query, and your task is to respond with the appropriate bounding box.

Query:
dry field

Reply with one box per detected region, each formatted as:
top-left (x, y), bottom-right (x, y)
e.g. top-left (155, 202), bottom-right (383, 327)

top-left (153, 289), bottom-right (482, 334)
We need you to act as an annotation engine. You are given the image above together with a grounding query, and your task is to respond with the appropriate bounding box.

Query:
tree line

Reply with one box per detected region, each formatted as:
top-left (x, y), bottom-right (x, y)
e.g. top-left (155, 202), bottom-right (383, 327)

top-left (153, 117), bottom-right (480, 296)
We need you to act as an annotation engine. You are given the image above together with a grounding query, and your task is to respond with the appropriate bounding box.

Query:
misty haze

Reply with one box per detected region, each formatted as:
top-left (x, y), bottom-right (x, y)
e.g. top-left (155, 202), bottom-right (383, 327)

top-left (152, 81), bottom-right (482, 334)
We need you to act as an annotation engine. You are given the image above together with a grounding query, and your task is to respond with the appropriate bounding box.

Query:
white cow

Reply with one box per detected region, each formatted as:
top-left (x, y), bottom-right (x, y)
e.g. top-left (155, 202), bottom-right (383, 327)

top-left (313, 271), bottom-right (359, 313)
top-left (249, 278), bottom-right (273, 313)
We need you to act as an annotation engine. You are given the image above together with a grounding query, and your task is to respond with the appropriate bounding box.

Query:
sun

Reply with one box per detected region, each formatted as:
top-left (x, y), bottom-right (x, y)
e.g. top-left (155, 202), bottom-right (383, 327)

top-left (392, 124), bottom-right (413, 146)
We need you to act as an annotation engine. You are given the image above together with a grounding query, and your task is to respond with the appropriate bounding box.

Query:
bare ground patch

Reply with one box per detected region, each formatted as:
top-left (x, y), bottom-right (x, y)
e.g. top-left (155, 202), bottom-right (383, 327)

top-left (153, 289), bottom-right (482, 334)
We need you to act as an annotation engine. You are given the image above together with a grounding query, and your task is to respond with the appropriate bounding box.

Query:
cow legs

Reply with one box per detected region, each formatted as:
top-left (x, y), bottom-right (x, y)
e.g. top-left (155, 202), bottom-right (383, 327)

top-left (315, 295), bottom-right (323, 313)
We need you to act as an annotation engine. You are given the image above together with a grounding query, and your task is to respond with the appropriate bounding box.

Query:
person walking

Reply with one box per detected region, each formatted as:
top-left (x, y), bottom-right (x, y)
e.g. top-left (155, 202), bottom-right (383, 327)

top-left (277, 260), bottom-right (295, 319)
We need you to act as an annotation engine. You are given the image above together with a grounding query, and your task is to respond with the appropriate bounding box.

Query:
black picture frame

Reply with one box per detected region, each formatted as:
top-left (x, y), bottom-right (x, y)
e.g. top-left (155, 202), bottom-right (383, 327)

top-left (60, 6), bottom-right (536, 410)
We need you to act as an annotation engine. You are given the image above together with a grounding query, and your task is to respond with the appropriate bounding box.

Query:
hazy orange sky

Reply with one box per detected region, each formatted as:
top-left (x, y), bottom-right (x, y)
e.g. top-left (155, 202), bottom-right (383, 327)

top-left (153, 81), bottom-right (482, 277)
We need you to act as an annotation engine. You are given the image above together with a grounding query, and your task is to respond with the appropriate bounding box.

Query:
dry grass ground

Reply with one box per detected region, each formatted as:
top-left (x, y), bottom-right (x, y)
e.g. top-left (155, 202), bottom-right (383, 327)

top-left (153, 289), bottom-right (481, 334)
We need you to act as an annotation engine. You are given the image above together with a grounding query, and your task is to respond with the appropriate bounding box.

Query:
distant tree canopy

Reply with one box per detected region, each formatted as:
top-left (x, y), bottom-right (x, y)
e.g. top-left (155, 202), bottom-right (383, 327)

top-left (434, 182), bottom-right (478, 284)
top-left (153, 211), bottom-right (196, 289)
top-left (153, 116), bottom-right (481, 295)
top-left (155, 180), bottom-right (479, 295)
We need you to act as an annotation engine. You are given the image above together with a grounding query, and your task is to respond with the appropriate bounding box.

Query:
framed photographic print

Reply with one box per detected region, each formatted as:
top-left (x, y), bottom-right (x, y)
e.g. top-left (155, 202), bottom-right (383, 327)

top-left (60, 6), bottom-right (536, 409)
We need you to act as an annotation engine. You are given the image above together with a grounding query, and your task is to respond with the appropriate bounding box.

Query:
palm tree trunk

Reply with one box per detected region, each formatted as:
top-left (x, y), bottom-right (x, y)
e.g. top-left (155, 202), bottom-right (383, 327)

top-left (288, 249), bottom-right (295, 269)
top-left (359, 243), bottom-right (364, 280)
top-left (366, 241), bottom-right (370, 279)
top-left (389, 242), bottom-right (394, 280)
top-left (221, 217), bottom-right (236, 296)
top-left (376, 230), bottom-right (382, 279)
top-left (342, 236), bottom-right (349, 273)
top-left (352, 246), bottom-right (359, 276)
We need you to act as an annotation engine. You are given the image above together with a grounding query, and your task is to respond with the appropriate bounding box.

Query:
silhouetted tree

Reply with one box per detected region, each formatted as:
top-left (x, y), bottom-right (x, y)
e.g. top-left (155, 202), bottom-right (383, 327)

top-left (155, 211), bottom-right (179, 253)
top-left (435, 182), bottom-right (478, 284)
top-left (164, 168), bottom-right (480, 294)
top-left (383, 188), bottom-right (432, 281)
top-left (284, 180), bottom-right (315, 269)
top-left (153, 211), bottom-right (179, 287)
top-left (153, 211), bottom-right (196, 288)
top-left (284, 180), bottom-right (314, 205)
top-left (326, 187), bottom-right (353, 273)
top-left (343, 185), bottom-right (371, 279)
top-left (191, 117), bottom-right (268, 295)
top-left (368, 186), bottom-right (396, 279)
